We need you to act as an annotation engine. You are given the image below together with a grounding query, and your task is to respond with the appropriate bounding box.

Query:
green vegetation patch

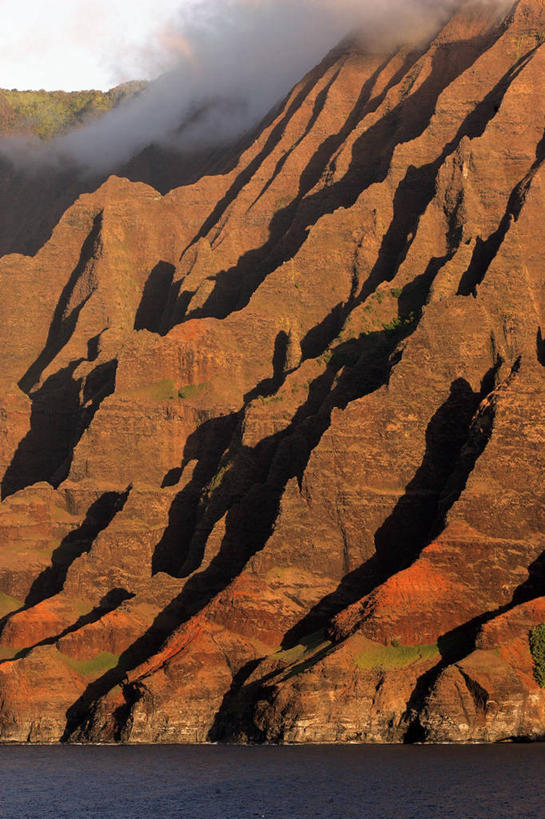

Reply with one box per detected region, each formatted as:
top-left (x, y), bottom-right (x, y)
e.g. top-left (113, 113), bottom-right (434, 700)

top-left (529, 623), bottom-right (545, 687)
top-left (354, 640), bottom-right (439, 671)
top-left (73, 598), bottom-right (94, 617)
top-left (178, 383), bottom-right (207, 400)
top-left (400, 64), bottom-right (423, 98)
top-left (148, 379), bottom-right (179, 401)
top-left (205, 462), bottom-right (232, 494)
top-left (138, 380), bottom-right (209, 402)
top-left (60, 651), bottom-right (120, 677)
top-left (0, 593), bottom-right (22, 618)
top-left (0, 647), bottom-right (19, 662)
top-left (382, 312), bottom-right (417, 332)
top-left (1, 83), bottom-right (146, 140)
top-left (273, 630), bottom-right (331, 667)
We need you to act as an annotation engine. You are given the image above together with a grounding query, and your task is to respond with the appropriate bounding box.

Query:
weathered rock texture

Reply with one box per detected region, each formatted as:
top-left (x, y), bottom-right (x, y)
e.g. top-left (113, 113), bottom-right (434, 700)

top-left (0, 82), bottom-right (243, 259)
top-left (1, 0), bottom-right (545, 744)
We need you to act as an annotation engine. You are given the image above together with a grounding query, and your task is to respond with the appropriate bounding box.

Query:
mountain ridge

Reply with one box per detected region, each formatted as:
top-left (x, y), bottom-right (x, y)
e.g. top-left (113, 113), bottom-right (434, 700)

top-left (1, 0), bottom-right (545, 743)
top-left (0, 82), bottom-right (147, 140)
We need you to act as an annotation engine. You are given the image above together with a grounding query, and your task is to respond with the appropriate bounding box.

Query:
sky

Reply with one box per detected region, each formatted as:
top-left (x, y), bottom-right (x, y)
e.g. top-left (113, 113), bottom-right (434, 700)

top-left (0, 0), bottom-right (184, 90)
top-left (0, 0), bottom-right (464, 93)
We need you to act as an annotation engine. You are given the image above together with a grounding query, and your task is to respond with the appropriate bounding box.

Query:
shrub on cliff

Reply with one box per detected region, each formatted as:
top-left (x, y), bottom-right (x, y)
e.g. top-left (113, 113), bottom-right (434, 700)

top-left (529, 624), bottom-right (545, 687)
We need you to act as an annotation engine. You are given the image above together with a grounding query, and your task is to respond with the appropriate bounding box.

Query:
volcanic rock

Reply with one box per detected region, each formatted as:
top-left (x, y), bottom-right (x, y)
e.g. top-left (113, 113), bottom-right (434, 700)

top-left (1, 0), bottom-right (545, 744)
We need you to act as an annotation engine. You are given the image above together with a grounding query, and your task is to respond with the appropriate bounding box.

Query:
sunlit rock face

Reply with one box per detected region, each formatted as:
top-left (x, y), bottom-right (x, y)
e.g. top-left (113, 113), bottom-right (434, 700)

top-left (2, 0), bottom-right (545, 744)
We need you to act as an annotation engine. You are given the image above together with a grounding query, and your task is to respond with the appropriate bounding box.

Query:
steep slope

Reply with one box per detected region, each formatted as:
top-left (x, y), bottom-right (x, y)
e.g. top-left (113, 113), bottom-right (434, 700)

top-left (1, 0), bottom-right (545, 744)
top-left (0, 83), bottom-right (244, 259)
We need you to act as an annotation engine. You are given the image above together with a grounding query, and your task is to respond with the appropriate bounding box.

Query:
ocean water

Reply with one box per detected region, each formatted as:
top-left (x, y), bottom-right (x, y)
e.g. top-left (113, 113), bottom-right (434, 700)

top-left (0, 744), bottom-right (543, 818)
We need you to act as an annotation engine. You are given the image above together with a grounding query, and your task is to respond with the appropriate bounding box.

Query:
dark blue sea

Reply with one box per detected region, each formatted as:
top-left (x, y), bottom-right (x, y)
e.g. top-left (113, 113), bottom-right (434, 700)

top-left (0, 744), bottom-right (543, 818)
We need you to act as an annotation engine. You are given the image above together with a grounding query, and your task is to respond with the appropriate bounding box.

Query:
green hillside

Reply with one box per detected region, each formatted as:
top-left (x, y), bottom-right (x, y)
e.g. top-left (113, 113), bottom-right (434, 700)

top-left (0, 82), bottom-right (147, 139)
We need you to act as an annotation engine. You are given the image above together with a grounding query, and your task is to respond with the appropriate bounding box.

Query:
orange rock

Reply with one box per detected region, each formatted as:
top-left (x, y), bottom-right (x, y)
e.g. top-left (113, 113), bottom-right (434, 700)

top-left (2, 0), bottom-right (545, 744)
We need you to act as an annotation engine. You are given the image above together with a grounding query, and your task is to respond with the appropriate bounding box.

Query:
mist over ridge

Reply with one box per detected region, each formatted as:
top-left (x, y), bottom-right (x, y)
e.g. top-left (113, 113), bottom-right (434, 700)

top-left (0, 0), bottom-right (511, 174)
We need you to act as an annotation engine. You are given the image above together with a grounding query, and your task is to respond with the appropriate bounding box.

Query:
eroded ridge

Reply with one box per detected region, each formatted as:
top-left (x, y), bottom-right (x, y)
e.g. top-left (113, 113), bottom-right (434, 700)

top-left (1, 0), bottom-right (545, 744)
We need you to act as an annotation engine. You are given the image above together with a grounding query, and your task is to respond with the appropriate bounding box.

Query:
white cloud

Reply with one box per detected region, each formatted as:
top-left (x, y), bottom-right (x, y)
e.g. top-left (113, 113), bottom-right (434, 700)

top-left (0, 0), bottom-right (184, 90)
top-left (0, 0), bottom-right (511, 174)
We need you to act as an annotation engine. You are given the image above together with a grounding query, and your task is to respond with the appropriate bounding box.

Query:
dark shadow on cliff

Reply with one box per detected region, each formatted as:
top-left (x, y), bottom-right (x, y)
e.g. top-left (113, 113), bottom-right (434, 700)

top-left (537, 328), bottom-right (545, 367)
top-left (60, 148), bottom-right (461, 739)
top-left (1, 357), bottom-right (117, 500)
top-left (0, 117), bottom-right (247, 259)
top-left (170, 307), bottom-right (422, 586)
top-left (59, 27), bottom-right (530, 741)
top-left (403, 537), bottom-right (544, 744)
top-left (0, 160), bottom-right (103, 259)
top-left (359, 50), bottom-right (535, 303)
top-left (183, 47), bottom-right (345, 257)
top-left (0, 588), bottom-right (135, 667)
top-left (270, 364), bottom-right (499, 653)
top-left (399, 366), bottom-right (530, 742)
top-left (152, 413), bottom-right (240, 576)
top-left (246, 44), bottom-right (421, 213)
top-left (297, 49), bottom-right (533, 365)
top-left (134, 262), bottom-right (176, 333)
top-left (170, 25), bottom-right (519, 329)
top-left (244, 331), bottom-right (290, 403)
top-left (208, 657), bottom-right (268, 743)
top-left (18, 211), bottom-right (103, 394)
top-left (247, 64), bottom-right (344, 211)
top-left (2, 364), bottom-right (81, 499)
top-left (296, 48), bottom-right (422, 203)
top-left (24, 486), bottom-right (131, 609)
top-left (62, 308), bottom-right (419, 741)
top-left (458, 128), bottom-right (545, 297)
top-left (211, 362), bottom-right (504, 742)
top-left (374, 379), bottom-right (484, 570)
top-left (137, 39), bottom-right (533, 606)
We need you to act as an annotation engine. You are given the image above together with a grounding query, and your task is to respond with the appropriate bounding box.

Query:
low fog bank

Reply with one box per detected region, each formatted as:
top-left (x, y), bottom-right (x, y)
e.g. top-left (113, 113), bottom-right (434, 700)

top-left (0, 0), bottom-right (509, 174)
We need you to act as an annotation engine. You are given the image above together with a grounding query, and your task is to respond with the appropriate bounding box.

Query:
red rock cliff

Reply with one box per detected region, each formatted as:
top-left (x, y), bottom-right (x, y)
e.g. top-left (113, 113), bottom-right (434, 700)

top-left (1, 0), bottom-right (545, 744)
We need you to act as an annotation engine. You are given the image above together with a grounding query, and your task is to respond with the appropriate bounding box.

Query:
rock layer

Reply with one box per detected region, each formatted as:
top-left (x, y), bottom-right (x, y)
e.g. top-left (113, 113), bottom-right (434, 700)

top-left (1, 0), bottom-right (545, 743)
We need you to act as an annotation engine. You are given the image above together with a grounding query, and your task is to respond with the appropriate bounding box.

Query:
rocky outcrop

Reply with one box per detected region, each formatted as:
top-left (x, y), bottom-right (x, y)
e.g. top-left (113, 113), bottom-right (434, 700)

top-left (1, 0), bottom-right (545, 744)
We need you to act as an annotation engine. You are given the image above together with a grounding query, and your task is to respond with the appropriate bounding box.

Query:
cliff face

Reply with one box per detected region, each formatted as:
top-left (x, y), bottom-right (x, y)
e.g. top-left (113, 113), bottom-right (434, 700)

top-left (1, 0), bottom-right (545, 744)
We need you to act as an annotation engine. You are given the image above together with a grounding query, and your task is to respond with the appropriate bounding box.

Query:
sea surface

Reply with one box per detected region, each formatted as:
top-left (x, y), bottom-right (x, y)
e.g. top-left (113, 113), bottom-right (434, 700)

top-left (0, 744), bottom-right (543, 818)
